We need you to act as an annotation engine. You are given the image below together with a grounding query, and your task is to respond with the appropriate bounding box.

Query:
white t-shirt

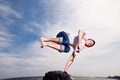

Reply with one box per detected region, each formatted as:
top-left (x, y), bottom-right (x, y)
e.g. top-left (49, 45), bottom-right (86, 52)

top-left (69, 34), bottom-right (85, 50)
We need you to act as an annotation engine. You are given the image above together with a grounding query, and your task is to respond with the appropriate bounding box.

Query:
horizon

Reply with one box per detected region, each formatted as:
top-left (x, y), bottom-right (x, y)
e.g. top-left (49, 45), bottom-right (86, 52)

top-left (1, 75), bottom-right (118, 80)
top-left (0, 0), bottom-right (120, 79)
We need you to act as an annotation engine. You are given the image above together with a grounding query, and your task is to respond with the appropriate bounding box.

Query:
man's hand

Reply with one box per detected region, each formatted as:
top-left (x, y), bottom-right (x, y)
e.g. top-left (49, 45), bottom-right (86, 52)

top-left (75, 45), bottom-right (81, 53)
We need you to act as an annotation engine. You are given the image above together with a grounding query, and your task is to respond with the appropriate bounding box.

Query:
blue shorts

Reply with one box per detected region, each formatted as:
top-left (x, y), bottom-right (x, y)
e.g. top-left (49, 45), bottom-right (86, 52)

top-left (56, 31), bottom-right (70, 53)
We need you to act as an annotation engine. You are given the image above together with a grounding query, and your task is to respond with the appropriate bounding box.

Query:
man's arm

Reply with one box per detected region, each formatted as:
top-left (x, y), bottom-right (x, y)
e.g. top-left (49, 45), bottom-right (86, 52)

top-left (64, 52), bottom-right (77, 73)
top-left (64, 29), bottom-right (85, 73)
top-left (78, 29), bottom-right (86, 44)
top-left (76, 29), bottom-right (86, 52)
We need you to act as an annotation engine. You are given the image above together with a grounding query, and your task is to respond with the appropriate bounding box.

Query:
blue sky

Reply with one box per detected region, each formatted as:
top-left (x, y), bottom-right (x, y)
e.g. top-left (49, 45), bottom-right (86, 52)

top-left (0, 0), bottom-right (120, 79)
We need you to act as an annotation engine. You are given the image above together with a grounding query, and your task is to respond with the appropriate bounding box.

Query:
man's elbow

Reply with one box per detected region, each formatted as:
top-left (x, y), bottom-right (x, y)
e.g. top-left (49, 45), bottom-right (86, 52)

top-left (78, 29), bottom-right (86, 34)
top-left (69, 59), bottom-right (74, 62)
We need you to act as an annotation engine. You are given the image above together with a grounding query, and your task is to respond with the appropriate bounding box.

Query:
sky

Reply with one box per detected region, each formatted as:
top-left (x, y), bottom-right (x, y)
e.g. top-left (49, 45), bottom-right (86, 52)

top-left (0, 0), bottom-right (120, 79)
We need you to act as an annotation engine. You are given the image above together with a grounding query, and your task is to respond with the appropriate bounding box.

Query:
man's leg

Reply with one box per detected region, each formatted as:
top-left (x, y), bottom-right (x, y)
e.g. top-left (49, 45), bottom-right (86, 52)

top-left (40, 37), bottom-right (60, 42)
top-left (39, 37), bottom-right (60, 48)
top-left (42, 42), bottom-right (61, 51)
top-left (64, 52), bottom-right (76, 73)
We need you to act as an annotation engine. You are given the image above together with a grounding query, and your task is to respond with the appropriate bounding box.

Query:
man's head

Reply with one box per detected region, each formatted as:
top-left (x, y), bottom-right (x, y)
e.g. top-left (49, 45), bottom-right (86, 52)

top-left (85, 39), bottom-right (95, 47)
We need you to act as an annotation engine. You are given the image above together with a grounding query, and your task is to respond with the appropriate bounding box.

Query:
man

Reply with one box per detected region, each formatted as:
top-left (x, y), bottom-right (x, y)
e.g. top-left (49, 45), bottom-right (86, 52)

top-left (39, 29), bottom-right (95, 73)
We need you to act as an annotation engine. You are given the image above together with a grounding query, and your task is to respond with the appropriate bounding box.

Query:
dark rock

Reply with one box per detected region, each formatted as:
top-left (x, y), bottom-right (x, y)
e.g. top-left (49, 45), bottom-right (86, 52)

top-left (43, 71), bottom-right (74, 80)
top-left (107, 76), bottom-right (120, 80)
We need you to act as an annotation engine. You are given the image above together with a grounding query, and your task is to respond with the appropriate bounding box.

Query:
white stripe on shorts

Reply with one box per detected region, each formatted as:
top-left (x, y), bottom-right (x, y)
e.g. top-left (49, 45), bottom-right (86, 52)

top-left (60, 44), bottom-right (65, 52)
top-left (59, 37), bottom-right (63, 44)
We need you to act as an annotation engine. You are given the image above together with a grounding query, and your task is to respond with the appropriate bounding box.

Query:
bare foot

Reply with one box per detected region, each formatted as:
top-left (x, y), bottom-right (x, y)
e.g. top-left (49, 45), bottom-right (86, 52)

top-left (64, 71), bottom-right (70, 76)
top-left (64, 71), bottom-right (74, 80)
top-left (39, 37), bottom-right (46, 48)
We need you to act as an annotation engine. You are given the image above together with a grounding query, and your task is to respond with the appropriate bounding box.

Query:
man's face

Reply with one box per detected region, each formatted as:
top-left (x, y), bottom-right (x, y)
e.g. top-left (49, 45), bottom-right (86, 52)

top-left (85, 39), bottom-right (94, 47)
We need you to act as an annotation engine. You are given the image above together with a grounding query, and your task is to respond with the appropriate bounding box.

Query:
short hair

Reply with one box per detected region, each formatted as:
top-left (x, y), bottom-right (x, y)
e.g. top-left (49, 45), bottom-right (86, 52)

top-left (87, 39), bottom-right (95, 47)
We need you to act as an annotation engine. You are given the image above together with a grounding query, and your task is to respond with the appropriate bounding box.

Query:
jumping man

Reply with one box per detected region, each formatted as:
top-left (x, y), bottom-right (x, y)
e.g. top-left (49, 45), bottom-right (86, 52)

top-left (39, 29), bottom-right (95, 73)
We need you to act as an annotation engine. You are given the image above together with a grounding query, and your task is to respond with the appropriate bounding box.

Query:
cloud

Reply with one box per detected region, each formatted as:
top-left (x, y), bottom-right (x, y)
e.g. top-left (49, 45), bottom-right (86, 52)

top-left (40, 0), bottom-right (120, 47)
top-left (0, 0), bottom-right (22, 51)
top-left (0, 53), bottom-right (19, 66)
top-left (0, 0), bottom-right (120, 78)
top-left (0, 40), bottom-right (70, 79)
top-left (24, 21), bottom-right (42, 35)
top-left (19, 40), bottom-right (69, 67)
top-left (0, 25), bottom-right (15, 50)
top-left (0, 1), bottom-right (22, 19)
top-left (38, 0), bottom-right (120, 76)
